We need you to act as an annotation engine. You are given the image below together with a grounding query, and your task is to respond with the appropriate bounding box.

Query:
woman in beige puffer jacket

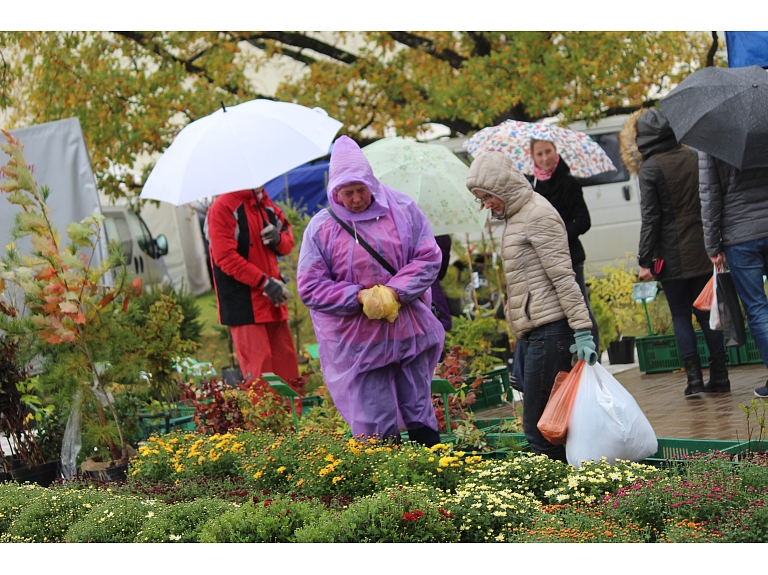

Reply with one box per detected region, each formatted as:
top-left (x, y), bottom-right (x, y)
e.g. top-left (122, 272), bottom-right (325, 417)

top-left (467, 151), bottom-right (595, 461)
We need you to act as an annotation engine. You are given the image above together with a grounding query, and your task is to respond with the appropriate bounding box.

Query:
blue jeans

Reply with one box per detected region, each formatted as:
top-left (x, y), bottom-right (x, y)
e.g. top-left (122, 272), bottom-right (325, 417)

top-left (661, 275), bottom-right (725, 359)
top-left (522, 318), bottom-right (575, 461)
top-left (724, 238), bottom-right (768, 368)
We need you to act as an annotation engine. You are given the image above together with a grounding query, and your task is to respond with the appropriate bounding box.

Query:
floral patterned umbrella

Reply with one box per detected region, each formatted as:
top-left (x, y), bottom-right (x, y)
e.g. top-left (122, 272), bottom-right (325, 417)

top-left (463, 120), bottom-right (616, 178)
top-left (361, 137), bottom-right (486, 236)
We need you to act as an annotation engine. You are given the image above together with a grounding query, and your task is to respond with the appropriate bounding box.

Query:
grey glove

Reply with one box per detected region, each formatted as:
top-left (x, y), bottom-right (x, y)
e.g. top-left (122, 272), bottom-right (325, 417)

top-left (569, 329), bottom-right (598, 366)
top-left (263, 277), bottom-right (290, 306)
top-left (260, 224), bottom-right (281, 247)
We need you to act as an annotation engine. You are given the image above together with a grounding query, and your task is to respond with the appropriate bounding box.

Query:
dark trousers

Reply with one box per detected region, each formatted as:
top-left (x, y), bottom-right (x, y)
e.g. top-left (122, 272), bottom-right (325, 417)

top-left (662, 275), bottom-right (725, 359)
top-left (574, 263), bottom-right (600, 359)
top-left (522, 318), bottom-right (575, 461)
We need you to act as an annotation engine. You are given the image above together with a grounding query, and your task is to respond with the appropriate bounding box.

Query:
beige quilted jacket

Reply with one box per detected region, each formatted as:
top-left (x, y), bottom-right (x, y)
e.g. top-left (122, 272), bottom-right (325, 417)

top-left (466, 152), bottom-right (592, 339)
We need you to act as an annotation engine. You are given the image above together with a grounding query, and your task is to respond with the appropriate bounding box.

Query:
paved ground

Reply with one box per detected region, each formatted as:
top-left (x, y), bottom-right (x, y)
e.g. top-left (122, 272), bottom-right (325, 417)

top-left (478, 354), bottom-right (768, 442)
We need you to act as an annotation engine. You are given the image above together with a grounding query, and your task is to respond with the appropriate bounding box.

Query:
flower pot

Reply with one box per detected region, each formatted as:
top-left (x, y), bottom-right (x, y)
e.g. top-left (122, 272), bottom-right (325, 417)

top-left (85, 462), bottom-right (128, 483)
top-left (221, 368), bottom-right (243, 388)
top-left (607, 337), bottom-right (635, 365)
top-left (10, 459), bottom-right (61, 487)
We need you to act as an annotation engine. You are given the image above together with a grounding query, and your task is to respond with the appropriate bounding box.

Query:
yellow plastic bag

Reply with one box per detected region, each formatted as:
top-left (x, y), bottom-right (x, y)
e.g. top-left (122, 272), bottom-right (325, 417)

top-left (360, 285), bottom-right (400, 322)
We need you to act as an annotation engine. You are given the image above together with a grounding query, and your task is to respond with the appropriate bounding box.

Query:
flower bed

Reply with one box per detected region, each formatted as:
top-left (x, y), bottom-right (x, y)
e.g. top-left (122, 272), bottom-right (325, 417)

top-left (3, 429), bottom-right (767, 542)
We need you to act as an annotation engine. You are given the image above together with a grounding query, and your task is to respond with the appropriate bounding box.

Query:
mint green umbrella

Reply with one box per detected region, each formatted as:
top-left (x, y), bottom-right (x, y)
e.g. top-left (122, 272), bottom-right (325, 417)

top-left (361, 137), bottom-right (487, 236)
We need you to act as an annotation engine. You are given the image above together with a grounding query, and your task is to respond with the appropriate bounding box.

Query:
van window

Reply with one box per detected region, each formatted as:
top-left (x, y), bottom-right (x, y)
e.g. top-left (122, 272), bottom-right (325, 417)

top-left (126, 211), bottom-right (154, 254)
top-left (574, 133), bottom-right (630, 186)
top-left (103, 216), bottom-right (133, 262)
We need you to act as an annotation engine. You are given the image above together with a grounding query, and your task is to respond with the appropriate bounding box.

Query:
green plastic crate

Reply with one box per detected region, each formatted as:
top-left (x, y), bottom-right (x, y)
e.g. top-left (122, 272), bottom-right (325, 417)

top-left (468, 366), bottom-right (510, 411)
top-left (637, 330), bottom-right (741, 374)
top-left (738, 327), bottom-right (763, 365)
top-left (643, 437), bottom-right (743, 465)
top-left (636, 334), bottom-right (681, 373)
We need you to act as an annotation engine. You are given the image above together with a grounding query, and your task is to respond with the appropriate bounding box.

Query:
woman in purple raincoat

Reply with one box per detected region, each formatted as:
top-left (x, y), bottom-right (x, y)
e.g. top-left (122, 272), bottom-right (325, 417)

top-left (297, 136), bottom-right (445, 446)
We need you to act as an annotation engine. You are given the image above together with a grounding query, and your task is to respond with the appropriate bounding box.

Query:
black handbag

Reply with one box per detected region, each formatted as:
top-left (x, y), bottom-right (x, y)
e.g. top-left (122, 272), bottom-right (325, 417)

top-left (715, 270), bottom-right (747, 347)
top-left (326, 207), bottom-right (442, 321)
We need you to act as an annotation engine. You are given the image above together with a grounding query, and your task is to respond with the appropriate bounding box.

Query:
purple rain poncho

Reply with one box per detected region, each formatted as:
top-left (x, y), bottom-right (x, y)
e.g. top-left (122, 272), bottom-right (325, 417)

top-left (297, 136), bottom-right (445, 439)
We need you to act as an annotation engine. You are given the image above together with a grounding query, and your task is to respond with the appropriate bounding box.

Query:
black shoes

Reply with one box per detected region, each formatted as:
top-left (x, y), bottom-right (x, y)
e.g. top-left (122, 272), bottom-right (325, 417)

top-left (683, 355), bottom-right (705, 396)
top-left (703, 353), bottom-right (731, 393)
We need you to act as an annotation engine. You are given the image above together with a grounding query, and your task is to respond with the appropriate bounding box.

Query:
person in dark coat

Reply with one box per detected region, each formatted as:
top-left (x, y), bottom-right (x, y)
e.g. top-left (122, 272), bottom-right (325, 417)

top-left (529, 139), bottom-right (600, 357)
top-left (699, 150), bottom-right (768, 397)
top-left (620, 107), bottom-right (729, 395)
top-left (431, 235), bottom-right (453, 332)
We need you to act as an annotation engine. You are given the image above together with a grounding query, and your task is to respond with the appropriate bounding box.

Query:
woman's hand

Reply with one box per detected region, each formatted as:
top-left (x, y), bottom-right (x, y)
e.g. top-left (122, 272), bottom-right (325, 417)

top-left (638, 267), bottom-right (654, 282)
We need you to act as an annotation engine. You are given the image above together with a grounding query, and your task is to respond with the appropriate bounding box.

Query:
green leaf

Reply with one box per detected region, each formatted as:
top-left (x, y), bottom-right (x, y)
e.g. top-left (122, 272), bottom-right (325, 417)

top-left (60, 251), bottom-right (84, 270)
top-left (66, 221), bottom-right (96, 247)
top-left (5, 189), bottom-right (35, 207)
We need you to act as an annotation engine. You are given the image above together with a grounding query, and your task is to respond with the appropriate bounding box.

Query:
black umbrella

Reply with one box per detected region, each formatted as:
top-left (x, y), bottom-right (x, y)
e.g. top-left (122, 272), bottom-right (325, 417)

top-left (659, 65), bottom-right (768, 170)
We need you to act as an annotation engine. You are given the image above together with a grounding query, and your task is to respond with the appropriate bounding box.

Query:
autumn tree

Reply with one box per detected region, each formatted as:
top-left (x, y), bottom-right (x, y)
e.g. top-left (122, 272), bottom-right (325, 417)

top-left (0, 31), bottom-right (715, 203)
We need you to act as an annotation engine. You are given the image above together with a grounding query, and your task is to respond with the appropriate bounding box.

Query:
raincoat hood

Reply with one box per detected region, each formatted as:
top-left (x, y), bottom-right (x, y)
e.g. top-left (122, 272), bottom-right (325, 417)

top-left (466, 152), bottom-right (533, 219)
top-left (620, 108), bottom-right (679, 175)
top-left (327, 135), bottom-right (390, 221)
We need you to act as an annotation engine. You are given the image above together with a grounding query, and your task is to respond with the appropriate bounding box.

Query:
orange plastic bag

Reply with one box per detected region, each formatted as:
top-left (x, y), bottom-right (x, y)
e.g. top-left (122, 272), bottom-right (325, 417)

top-left (693, 275), bottom-right (715, 312)
top-left (537, 360), bottom-right (585, 445)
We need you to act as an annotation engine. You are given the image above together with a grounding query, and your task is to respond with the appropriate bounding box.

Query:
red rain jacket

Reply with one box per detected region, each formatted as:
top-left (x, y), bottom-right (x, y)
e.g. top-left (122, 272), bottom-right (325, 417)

top-left (207, 189), bottom-right (294, 325)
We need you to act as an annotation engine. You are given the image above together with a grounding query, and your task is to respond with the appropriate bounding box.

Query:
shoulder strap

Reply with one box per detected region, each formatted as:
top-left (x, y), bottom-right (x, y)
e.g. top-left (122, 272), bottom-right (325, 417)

top-left (326, 206), bottom-right (397, 276)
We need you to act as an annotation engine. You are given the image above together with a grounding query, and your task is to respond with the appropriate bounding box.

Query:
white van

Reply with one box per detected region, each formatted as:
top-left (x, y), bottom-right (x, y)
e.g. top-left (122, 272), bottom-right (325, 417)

top-left (568, 115), bottom-right (640, 275)
top-left (101, 205), bottom-right (172, 288)
top-left (429, 115), bottom-right (641, 276)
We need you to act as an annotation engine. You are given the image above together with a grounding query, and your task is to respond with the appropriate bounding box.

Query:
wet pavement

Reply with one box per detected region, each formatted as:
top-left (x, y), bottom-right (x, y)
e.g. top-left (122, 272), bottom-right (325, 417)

top-left (478, 359), bottom-right (768, 441)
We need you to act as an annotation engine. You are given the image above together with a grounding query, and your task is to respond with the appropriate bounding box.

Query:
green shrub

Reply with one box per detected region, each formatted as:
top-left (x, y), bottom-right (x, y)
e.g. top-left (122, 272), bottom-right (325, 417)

top-left (438, 484), bottom-right (543, 542)
top-left (512, 501), bottom-right (651, 543)
top-left (198, 497), bottom-right (326, 542)
top-left (1, 487), bottom-right (109, 542)
top-left (462, 453), bottom-right (570, 500)
top-left (294, 486), bottom-right (459, 543)
top-left (373, 442), bottom-right (485, 494)
top-left (0, 483), bottom-right (47, 534)
top-left (136, 498), bottom-right (237, 542)
top-left (65, 496), bottom-right (156, 542)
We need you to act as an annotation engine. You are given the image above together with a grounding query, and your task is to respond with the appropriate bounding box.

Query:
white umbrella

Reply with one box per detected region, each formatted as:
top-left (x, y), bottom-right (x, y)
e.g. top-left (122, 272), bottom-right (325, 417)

top-left (140, 99), bottom-right (343, 206)
top-left (361, 137), bottom-right (486, 236)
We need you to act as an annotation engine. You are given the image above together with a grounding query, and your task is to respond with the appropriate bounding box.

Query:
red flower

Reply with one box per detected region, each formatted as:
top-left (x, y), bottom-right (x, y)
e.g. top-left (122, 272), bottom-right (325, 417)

top-left (402, 512), bottom-right (418, 522)
top-left (438, 507), bottom-right (454, 519)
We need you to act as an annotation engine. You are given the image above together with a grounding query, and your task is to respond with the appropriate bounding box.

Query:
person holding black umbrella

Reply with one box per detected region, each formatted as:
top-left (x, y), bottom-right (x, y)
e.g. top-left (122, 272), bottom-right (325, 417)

top-left (620, 107), bottom-right (729, 396)
top-left (660, 64), bottom-right (768, 397)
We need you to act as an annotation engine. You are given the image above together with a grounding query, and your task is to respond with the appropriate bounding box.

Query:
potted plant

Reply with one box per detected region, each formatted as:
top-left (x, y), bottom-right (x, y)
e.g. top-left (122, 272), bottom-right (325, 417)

top-left (588, 261), bottom-right (645, 365)
top-left (0, 333), bottom-right (61, 486)
top-left (0, 131), bottom-right (149, 477)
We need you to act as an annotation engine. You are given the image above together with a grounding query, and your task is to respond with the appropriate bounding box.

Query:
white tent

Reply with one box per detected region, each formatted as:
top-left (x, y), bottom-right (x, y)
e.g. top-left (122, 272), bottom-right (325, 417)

top-left (1, 117), bottom-right (106, 269)
top-left (138, 202), bottom-right (212, 296)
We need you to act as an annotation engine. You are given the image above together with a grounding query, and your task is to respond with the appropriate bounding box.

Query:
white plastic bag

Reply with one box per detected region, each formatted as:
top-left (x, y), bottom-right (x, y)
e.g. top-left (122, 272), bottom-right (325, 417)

top-left (709, 266), bottom-right (722, 330)
top-left (566, 362), bottom-right (657, 468)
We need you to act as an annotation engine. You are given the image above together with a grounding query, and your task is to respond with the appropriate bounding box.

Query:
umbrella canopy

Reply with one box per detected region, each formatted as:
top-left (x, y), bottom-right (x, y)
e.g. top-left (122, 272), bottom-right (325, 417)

top-left (660, 65), bottom-right (768, 170)
top-left (361, 137), bottom-right (486, 236)
top-left (462, 120), bottom-right (616, 178)
top-left (140, 99), bottom-right (342, 206)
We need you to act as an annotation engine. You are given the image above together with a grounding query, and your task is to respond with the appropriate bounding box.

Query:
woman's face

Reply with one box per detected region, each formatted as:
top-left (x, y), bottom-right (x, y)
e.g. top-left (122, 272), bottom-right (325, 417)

top-left (336, 182), bottom-right (372, 213)
top-left (532, 141), bottom-right (558, 172)
top-left (473, 190), bottom-right (506, 215)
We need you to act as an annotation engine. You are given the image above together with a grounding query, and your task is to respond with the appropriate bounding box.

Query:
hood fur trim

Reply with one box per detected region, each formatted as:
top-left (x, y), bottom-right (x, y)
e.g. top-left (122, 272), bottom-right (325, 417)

top-left (619, 108), bottom-right (650, 176)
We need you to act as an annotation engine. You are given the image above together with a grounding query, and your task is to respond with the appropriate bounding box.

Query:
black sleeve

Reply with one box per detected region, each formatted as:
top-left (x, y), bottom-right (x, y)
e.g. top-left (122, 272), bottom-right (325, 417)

top-left (563, 177), bottom-right (591, 241)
